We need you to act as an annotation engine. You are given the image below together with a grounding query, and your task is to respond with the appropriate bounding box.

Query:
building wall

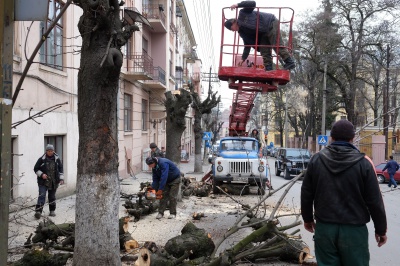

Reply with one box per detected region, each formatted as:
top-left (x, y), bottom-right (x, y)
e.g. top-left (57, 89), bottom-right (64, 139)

top-left (11, 4), bottom-right (82, 202)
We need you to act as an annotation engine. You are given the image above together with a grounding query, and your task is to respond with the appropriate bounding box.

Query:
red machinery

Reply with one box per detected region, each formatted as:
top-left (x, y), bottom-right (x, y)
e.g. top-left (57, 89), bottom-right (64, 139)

top-left (218, 6), bottom-right (294, 136)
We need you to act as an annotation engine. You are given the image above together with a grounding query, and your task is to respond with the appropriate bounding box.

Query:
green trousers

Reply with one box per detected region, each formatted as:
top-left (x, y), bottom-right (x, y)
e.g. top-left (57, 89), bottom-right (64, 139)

top-left (315, 221), bottom-right (369, 266)
top-left (158, 177), bottom-right (181, 215)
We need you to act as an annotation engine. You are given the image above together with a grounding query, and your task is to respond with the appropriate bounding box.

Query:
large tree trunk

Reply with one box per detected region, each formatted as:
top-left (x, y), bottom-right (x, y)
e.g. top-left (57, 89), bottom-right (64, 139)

top-left (73, 0), bottom-right (128, 265)
top-left (165, 89), bottom-right (192, 164)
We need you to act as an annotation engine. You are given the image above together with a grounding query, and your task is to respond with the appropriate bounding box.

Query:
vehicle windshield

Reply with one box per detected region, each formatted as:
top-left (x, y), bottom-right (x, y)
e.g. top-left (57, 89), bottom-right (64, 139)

top-left (220, 139), bottom-right (258, 151)
top-left (286, 149), bottom-right (311, 159)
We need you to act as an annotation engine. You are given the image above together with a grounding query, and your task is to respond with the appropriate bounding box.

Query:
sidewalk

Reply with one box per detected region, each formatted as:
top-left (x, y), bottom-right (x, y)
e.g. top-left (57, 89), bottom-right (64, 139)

top-left (8, 159), bottom-right (212, 249)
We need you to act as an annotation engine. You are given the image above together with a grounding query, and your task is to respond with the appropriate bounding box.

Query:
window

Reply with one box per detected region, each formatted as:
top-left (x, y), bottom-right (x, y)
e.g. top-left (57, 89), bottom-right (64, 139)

top-left (124, 94), bottom-right (133, 132)
top-left (142, 37), bottom-right (148, 54)
top-left (44, 136), bottom-right (64, 159)
top-left (169, 49), bottom-right (174, 79)
top-left (142, 99), bottom-right (148, 131)
top-left (40, 0), bottom-right (64, 70)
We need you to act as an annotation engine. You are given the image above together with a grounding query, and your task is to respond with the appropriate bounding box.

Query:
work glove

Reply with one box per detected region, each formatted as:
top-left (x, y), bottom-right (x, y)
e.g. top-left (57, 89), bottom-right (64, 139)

top-left (156, 190), bottom-right (163, 200)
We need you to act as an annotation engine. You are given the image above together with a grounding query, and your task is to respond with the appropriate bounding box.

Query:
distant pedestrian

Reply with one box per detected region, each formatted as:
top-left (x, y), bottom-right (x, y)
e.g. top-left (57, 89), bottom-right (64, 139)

top-left (161, 147), bottom-right (166, 157)
top-left (145, 156), bottom-right (181, 219)
top-left (33, 144), bottom-right (64, 219)
top-left (301, 120), bottom-right (387, 266)
top-left (150, 143), bottom-right (165, 158)
top-left (382, 155), bottom-right (399, 188)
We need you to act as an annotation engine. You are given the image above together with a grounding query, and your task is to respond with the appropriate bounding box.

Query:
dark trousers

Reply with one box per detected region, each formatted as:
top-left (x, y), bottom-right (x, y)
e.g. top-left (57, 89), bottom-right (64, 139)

top-left (259, 20), bottom-right (291, 68)
top-left (35, 185), bottom-right (57, 213)
top-left (159, 177), bottom-right (181, 215)
top-left (388, 173), bottom-right (397, 187)
top-left (315, 221), bottom-right (369, 266)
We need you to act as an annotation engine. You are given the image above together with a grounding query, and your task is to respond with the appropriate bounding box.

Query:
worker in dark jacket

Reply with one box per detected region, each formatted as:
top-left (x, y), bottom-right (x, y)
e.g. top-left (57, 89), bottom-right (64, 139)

top-left (150, 143), bottom-right (165, 158)
top-left (301, 120), bottom-right (387, 266)
top-left (225, 1), bottom-right (295, 71)
top-left (33, 144), bottom-right (64, 219)
top-left (146, 157), bottom-right (181, 219)
top-left (382, 155), bottom-right (399, 188)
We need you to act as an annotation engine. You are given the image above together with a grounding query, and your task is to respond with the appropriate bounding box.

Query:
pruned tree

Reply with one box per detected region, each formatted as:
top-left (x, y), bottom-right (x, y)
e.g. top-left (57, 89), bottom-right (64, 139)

top-left (190, 85), bottom-right (220, 172)
top-left (164, 89), bottom-right (192, 164)
top-left (72, 0), bottom-right (145, 265)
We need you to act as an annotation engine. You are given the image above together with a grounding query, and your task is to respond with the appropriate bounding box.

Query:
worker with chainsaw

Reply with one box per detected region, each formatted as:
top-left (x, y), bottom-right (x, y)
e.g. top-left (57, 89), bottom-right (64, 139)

top-left (225, 1), bottom-right (295, 71)
top-left (145, 156), bottom-right (181, 219)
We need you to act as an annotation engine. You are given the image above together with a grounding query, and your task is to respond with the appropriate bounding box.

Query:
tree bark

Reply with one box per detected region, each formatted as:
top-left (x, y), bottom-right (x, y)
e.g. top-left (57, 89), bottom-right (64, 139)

top-left (165, 89), bottom-right (192, 164)
top-left (73, 1), bottom-right (138, 265)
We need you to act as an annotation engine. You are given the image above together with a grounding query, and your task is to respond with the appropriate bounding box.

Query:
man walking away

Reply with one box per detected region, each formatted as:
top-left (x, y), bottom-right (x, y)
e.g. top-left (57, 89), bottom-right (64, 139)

top-left (301, 119), bottom-right (387, 266)
top-left (382, 155), bottom-right (399, 188)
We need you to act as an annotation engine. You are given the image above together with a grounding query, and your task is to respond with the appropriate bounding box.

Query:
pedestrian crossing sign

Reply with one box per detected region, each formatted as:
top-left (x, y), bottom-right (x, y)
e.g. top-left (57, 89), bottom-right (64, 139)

top-left (317, 135), bottom-right (328, 146)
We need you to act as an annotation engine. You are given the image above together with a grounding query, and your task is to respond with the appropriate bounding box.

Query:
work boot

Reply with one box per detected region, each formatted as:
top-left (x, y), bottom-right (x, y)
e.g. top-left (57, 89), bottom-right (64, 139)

top-left (283, 57), bottom-right (296, 70)
top-left (168, 214), bottom-right (176, 219)
top-left (156, 213), bottom-right (163, 219)
top-left (265, 64), bottom-right (273, 71)
top-left (34, 212), bottom-right (41, 219)
top-left (49, 211), bottom-right (56, 217)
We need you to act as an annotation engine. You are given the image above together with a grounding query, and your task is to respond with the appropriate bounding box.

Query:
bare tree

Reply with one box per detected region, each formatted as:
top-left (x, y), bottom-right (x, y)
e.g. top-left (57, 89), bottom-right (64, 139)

top-left (164, 89), bottom-right (192, 164)
top-left (190, 85), bottom-right (220, 172)
top-left (72, 1), bottom-right (142, 265)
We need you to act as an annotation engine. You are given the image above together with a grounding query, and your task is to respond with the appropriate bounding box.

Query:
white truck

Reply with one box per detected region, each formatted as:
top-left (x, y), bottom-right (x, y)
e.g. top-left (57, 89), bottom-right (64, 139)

top-left (210, 136), bottom-right (269, 194)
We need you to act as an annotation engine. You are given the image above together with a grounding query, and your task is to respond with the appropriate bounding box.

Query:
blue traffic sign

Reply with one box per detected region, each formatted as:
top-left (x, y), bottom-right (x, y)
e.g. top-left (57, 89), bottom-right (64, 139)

top-left (202, 132), bottom-right (212, 140)
top-left (317, 135), bottom-right (328, 146)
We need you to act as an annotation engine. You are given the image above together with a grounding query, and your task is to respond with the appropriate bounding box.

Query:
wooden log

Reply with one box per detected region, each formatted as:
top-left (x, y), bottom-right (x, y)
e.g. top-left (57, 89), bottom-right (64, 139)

top-left (134, 247), bottom-right (151, 266)
top-left (32, 222), bottom-right (75, 244)
top-left (192, 212), bottom-right (205, 220)
top-left (219, 183), bottom-right (250, 195)
top-left (165, 222), bottom-right (215, 260)
top-left (244, 240), bottom-right (311, 264)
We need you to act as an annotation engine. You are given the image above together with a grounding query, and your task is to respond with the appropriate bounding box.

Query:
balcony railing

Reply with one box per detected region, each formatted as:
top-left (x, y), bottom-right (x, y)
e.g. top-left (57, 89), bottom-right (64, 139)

top-left (152, 66), bottom-right (166, 85)
top-left (141, 66), bottom-right (167, 89)
top-left (125, 52), bottom-right (153, 80)
top-left (142, 3), bottom-right (166, 32)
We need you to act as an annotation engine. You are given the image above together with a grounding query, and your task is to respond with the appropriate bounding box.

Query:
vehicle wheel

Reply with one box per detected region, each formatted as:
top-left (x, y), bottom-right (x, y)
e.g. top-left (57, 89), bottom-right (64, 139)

top-left (284, 167), bottom-right (291, 180)
top-left (377, 174), bottom-right (386, 184)
top-left (275, 164), bottom-right (281, 176)
top-left (257, 181), bottom-right (267, 195)
top-left (212, 178), bottom-right (223, 194)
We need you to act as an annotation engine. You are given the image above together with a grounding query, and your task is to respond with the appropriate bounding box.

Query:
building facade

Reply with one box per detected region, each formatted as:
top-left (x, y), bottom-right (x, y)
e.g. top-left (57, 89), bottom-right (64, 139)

top-left (10, 0), bottom-right (201, 203)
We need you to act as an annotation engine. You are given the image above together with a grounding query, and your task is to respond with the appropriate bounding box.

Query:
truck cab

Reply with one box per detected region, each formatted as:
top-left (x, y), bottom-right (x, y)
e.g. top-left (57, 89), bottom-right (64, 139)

top-left (210, 136), bottom-right (268, 194)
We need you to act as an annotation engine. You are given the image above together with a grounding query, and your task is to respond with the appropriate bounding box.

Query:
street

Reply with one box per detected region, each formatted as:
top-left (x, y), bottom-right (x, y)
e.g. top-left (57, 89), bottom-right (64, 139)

top-left (7, 156), bottom-right (398, 265)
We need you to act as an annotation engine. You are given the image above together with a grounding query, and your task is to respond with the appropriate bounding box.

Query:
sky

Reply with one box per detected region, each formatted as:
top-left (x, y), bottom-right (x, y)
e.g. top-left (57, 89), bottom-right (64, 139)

top-left (185, 0), bottom-right (321, 109)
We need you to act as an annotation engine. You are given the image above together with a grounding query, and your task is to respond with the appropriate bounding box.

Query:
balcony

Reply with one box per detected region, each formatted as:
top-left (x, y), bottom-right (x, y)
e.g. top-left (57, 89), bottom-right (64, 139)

top-left (142, 3), bottom-right (167, 33)
top-left (124, 53), bottom-right (153, 82)
top-left (142, 66), bottom-right (167, 90)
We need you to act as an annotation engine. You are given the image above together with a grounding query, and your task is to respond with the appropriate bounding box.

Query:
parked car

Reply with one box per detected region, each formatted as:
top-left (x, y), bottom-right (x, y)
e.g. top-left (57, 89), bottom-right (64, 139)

top-left (375, 163), bottom-right (400, 184)
top-left (270, 147), bottom-right (279, 157)
top-left (275, 148), bottom-right (311, 179)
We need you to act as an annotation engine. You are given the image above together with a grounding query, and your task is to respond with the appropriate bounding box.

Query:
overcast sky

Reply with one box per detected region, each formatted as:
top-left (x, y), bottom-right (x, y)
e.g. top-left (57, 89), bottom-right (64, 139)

top-left (185, 0), bottom-right (321, 109)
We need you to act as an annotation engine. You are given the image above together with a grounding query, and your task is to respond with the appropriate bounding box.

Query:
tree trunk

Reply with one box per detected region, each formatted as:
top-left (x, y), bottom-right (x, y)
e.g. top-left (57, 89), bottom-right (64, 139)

top-left (190, 85), bottom-right (220, 172)
top-left (193, 108), bottom-right (203, 172)
top-left (165, 89), bottom-right (192, 164)
top-left (74, 1), bottom-right (128, 265)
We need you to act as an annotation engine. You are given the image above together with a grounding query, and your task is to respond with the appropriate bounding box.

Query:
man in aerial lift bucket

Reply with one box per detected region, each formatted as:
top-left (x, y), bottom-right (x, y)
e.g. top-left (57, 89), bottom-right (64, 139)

top-left (225, 1), bottom-right (295, 71)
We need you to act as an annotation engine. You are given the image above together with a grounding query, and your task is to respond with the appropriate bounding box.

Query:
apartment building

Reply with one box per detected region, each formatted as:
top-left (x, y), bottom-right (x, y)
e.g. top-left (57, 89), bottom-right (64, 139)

top-left (10, 0), bottom-right (201, 202)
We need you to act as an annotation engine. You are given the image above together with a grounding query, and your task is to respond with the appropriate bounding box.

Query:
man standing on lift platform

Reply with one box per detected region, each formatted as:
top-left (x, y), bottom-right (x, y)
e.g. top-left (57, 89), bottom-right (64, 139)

top-left (225, 1), bottom-right (295, 71)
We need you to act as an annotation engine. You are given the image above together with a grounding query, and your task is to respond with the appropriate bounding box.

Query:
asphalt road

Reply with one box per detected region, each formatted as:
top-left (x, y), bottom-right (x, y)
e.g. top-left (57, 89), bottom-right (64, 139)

top-left (264, 156), bottom-right (399, 266)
